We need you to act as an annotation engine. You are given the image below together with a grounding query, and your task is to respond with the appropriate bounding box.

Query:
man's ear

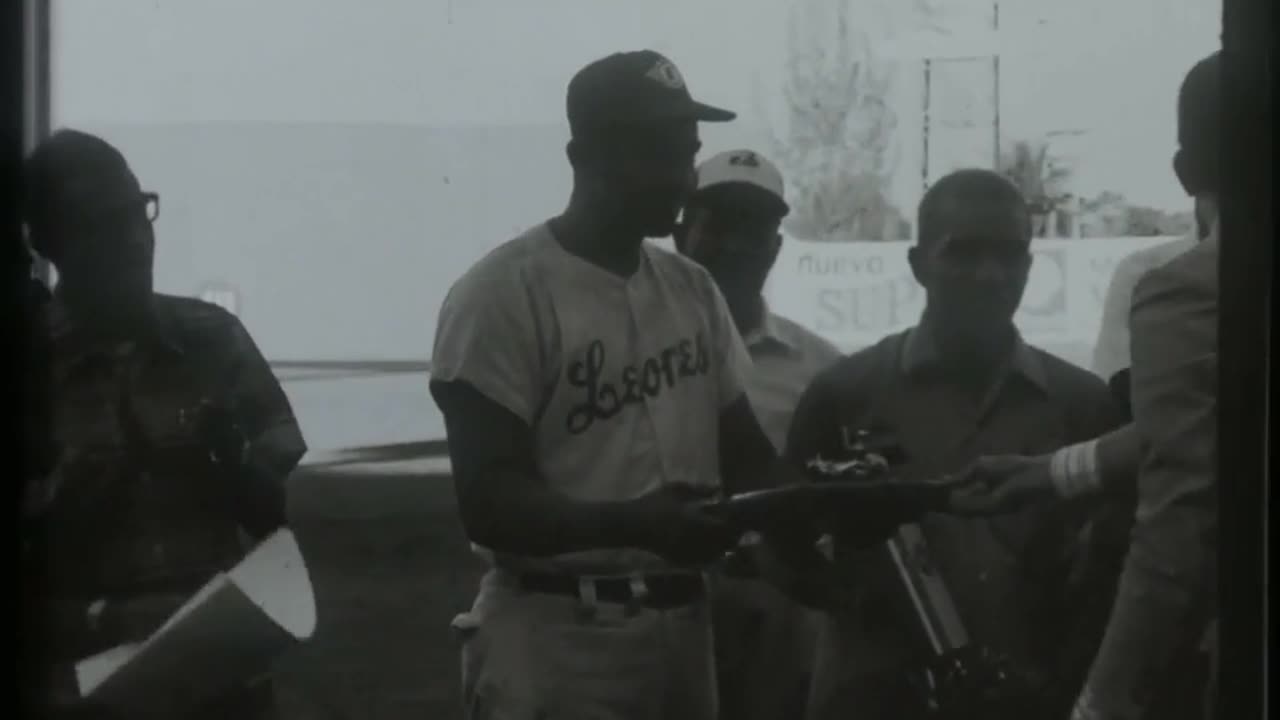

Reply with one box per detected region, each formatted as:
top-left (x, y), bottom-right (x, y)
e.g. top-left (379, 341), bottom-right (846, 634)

top-left (672, 218), bottom-right (689, 254)
top-left (766, 232), bottom-right (783, 266)
top-left (1172, 149), bottom-right (1193, 196)
top-left (907, 245), bottom-right (927, 286)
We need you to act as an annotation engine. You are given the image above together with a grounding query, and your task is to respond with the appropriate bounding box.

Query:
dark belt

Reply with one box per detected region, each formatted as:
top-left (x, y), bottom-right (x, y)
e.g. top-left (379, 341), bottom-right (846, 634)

top-left (518, 571), bottom-right (706, 609)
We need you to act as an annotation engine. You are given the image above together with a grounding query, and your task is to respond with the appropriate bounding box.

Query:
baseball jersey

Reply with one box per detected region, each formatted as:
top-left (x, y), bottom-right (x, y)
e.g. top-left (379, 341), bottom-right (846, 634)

top-left (432, 224), bottom-right (751, 575)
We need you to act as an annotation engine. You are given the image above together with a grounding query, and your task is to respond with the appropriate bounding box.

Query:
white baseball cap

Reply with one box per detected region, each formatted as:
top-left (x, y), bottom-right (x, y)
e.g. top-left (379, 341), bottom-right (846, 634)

top-left (694, 149), bottom-right (789, 217)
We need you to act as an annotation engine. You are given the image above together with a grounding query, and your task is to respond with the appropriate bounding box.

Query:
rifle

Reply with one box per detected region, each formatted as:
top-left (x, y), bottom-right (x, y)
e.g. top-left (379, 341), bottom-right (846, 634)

top-left (807, 432), bottom-right (1057, 719)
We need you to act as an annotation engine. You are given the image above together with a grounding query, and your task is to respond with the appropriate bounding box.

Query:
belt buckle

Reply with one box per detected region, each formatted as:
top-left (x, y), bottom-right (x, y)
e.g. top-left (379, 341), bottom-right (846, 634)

top-left (575, 576), bottom-right (600, 621)
top-left (626, 572), bottom-right (650, 616)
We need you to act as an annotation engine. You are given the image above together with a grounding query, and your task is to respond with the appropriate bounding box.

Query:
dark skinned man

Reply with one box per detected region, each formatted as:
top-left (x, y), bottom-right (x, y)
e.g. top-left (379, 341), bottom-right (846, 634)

top-left (426, 51), bottom-right (922, 719)
top-left (951, 52), bottom-right (1226, 720)
top-left (787, 169), bottom-right (1124, 720)
top-left (675, 149), bottom-right (841, 720)
top-left (21, 129), bottom-right (307, 720)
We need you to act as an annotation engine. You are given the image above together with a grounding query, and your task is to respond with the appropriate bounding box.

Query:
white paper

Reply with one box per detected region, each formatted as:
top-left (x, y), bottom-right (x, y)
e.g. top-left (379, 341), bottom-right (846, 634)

top-left (74, 643), bottom-right (139, 697)
top-left (72, 528), bottom-right (316, 705)
top-left (227, 528), bottom-right (316, 639)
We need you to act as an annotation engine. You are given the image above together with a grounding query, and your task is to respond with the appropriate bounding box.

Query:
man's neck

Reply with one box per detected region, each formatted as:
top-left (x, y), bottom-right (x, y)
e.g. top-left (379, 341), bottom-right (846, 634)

top-left (728, 294), bottom-right (766, 337)
top-left (54, 292), bottom-right (155, 342)
top-left (553, 191), bottom-right (644, 276)
top-left (916, 311), bottom-right (1018, 388)
top-left (1195, 193), bottom-right (1220, 241)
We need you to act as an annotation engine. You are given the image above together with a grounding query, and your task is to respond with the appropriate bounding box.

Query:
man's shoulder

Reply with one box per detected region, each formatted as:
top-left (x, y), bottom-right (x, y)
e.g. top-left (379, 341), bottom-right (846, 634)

top-left (1026, 344), bottom-right (1110, 393)
top-left (1024, 343), bottom-right (1118, 425)
top-left (1117, 235), bottom-right (1197, 272)
top-left (152, 293), bottom-right (257, 356)
top-left (458, 225), bottom-right (551, 281)
top-left (811, 330), bottom-right (907, 392)
top-left (643, 241), bottom-right (718, 293)
top-left (153, 293), bottom-right (241, 332)
top-left (1133, 236), bottom-right (1217, 309)
top-left (445, 225), bottom-right (553, 308)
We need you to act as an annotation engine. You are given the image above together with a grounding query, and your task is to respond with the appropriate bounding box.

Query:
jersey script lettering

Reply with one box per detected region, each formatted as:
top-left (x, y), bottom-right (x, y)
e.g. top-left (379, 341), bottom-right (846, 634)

top-left (565, 333), bottom-right (711, 434)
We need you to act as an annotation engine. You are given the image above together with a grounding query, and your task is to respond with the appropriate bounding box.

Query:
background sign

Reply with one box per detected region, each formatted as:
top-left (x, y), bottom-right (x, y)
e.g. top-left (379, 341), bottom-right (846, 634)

top-left (765, 235), bottom-right (1180, 352)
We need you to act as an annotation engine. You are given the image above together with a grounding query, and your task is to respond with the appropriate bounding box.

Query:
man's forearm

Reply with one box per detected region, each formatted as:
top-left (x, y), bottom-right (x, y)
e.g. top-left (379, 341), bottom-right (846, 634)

top-left (459, 474), bottom-right (644, 558)
top-left (234, 422), bottom-right (305, 539)
top-left (1049, 424), bottom-right (1144, 499)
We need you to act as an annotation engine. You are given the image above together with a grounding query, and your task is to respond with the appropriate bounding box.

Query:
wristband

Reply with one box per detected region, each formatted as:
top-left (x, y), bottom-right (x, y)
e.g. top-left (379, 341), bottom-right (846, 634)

top-left (1049, 440), bottom-right (1102, 498)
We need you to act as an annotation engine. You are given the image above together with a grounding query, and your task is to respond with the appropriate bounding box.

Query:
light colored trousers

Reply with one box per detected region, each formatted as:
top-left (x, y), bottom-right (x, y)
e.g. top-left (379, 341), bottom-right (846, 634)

top-left (453, 569), bottom-right (718, 720)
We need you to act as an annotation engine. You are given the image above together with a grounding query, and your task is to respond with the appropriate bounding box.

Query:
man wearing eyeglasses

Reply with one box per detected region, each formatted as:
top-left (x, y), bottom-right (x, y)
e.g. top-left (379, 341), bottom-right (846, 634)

top-left (674, 149), bottom-right (842, 720)
top-left (21, 129), bottom-right (307, 720)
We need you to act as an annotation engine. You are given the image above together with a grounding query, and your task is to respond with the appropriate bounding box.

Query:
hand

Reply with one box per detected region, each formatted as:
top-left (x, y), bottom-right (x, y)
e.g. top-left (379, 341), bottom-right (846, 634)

top-left (946, 454), bottom-right (1056, 516)
top-left (627, 483), bottom-right (742, 566)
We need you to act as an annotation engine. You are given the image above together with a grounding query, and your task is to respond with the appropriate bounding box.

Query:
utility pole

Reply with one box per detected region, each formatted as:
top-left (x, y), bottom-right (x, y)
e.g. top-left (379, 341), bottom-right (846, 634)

top-left (992, 0), bottom-right (1001, 169)
top-left (23, 0), bottom-right (52, 285)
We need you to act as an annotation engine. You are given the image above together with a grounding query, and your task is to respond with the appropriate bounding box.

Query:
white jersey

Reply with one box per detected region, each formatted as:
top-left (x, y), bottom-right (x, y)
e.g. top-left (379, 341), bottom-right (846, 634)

top-left (431, 224), bottom-right (750, 574)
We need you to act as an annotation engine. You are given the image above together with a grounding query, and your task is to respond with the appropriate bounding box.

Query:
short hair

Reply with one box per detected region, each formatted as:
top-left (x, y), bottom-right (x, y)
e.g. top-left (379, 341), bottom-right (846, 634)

top-left (23, 129), bottom-right (139, 262)
top-left (917, 168), bottom-right (1031, 246)
top-left (1176, 52), bottom-right (1221, 193)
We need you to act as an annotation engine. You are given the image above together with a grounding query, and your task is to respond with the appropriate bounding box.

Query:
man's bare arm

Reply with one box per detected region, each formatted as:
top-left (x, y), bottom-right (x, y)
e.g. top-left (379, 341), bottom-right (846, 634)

top-left (1048, 424), bottom-right (1145, 499)
top-left (432, 379), bottom-right (647, 556)
top-left (223, 317), bottom-right (306, 540)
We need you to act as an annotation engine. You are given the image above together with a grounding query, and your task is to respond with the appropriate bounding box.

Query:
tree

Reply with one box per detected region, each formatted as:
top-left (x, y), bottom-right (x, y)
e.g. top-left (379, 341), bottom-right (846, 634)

top-left (998, 137), bottom-right (1074, 237)
top-left (770, 0), bottom-right (911, 242)
top-left (1075, 191), bottom-right (1195, 238)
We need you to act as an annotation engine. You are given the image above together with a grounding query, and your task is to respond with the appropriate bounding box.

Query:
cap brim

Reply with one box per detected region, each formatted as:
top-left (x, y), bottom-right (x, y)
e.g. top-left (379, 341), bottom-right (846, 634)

top-left (687, 100), bottom-right (736, 123)
top-left (692, 182), bottom-right (789, 218)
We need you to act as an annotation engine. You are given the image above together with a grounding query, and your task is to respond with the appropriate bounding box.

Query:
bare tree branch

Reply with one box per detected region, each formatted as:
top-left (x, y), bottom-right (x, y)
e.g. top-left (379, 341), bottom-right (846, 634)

top-left (770, 0), bottom-right (910, 242)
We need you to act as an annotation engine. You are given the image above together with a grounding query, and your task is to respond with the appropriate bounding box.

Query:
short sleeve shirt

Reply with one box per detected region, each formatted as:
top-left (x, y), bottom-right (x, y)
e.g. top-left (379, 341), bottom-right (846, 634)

top-left (431, 225), bottom-right (750, 573)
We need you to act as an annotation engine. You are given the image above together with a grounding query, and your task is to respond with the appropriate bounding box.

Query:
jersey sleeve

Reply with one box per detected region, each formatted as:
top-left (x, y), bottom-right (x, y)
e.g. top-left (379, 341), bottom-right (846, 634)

top-left (703, 275), bottom-right (751, 410)
top-left (430, 264), bottom-right (543, 425)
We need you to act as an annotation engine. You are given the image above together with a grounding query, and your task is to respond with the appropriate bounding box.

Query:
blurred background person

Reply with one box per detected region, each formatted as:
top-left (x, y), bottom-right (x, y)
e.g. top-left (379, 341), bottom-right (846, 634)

top-left (22, 129), bottom-right (307, 719)
top-left (675, 148), bottom-right (841, 720)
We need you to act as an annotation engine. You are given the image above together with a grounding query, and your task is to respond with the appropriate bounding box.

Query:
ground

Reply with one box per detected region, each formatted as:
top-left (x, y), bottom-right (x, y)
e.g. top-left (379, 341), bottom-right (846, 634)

top-left (273, 468), bottom-right (480, 720)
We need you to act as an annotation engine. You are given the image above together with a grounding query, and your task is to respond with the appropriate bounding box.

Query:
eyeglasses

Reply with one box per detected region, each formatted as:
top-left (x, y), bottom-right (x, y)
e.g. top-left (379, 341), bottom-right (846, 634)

top-left (141, 192), bottom-right (160, 223)
top-left (37, 191), bottom-right (162, 247)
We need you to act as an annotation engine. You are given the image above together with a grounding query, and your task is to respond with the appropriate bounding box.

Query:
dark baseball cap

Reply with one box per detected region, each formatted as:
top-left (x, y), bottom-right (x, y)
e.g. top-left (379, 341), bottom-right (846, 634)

top-left (566, 50), bottom-right (736, 138)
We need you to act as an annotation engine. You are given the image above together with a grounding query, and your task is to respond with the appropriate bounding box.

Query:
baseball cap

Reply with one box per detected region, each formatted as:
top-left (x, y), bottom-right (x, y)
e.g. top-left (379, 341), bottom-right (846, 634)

top-left (693, 149), bottom-right (789, 217)
top-left (567, 50), bottom-right (735, 138)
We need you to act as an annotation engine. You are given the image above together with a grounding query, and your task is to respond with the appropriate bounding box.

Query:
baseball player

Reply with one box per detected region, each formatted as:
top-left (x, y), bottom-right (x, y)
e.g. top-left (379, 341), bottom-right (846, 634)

top-left (429, 51), bottom-right (835, 719)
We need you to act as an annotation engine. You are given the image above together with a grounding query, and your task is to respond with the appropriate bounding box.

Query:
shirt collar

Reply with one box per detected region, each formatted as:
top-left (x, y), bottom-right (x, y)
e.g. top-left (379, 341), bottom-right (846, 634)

top-left (742, 303), bottom-right (799, 356)
top-left (900, 325), bottom-right (1049, 393)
